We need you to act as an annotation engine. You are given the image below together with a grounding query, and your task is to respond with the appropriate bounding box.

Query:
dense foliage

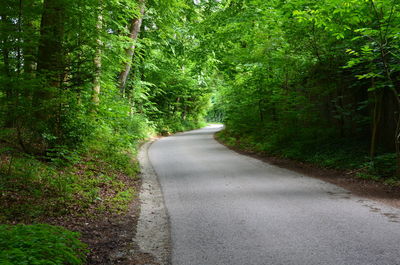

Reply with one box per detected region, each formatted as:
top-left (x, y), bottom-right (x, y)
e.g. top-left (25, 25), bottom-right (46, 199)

top-left (201, 0), bottom-right (400, 181)
top-left (0, 0), bottom-right (211, 154)
top-left (0, 0), bottom-right (211, 260)
top-left (0, 1), bottom-right (212, 214)
top-left (1, 0), bottom-right (400, 262)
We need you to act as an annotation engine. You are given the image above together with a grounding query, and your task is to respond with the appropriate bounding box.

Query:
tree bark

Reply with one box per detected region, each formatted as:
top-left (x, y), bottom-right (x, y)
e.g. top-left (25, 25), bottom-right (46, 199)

top-left (92, 8), bottom-right (103, 106)
top-left (118, 0), bottom-right (145, 95)
top-left (30, 0), bottom-right (65, 151)
top-left (370, 88), bottom-right (382, 158)
top-left (35, 0), bottom-right (65, 101)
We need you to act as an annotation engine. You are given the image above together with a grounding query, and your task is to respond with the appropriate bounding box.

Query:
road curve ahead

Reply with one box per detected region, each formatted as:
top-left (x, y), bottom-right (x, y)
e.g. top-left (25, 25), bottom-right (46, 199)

top-left (148, 125), bottom-right (400, 265)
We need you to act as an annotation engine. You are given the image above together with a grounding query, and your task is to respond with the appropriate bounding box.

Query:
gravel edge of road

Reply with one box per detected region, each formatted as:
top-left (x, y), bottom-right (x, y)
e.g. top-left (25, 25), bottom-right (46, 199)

top-left (136, 140), bottom-right (171, 265)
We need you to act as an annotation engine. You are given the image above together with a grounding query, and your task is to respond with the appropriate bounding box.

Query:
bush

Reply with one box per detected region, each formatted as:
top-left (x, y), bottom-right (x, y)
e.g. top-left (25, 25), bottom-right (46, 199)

top-left (0, 224), bottom-right (87, 265)
top-left (366, 153), bottom-right (397, 178)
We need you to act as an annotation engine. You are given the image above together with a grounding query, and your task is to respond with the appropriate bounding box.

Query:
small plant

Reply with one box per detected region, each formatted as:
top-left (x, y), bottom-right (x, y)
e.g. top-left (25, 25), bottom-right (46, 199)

top-left (0, 224), bottom-right (88, 265)
top-left (369, 153), bottom-right (397, 178)
top-left (384, 178), bottom-right (400, 186)
top-left (110, 188), bottom-right (136, 213)
top-left (356, 172), bottom-right (381, 181)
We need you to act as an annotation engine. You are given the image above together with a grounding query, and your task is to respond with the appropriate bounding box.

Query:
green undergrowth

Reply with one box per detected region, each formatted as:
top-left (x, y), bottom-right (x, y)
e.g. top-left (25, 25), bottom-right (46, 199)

top-left (0, 145), bottom-right (139, 223)
top-left (0, 116), bottom-right (206, 263)
top-left (216, 129), bottom-right (400, 186)
top-left (0, 112), bottom-right (153, 222)
top-left (0, 123), bottom-right (206, 218)
top-left (0, 224), bottom-right (88, 265)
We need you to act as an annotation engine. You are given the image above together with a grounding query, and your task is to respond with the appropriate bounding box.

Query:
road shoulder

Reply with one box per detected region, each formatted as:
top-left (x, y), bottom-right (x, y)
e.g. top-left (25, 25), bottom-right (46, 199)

top-left (136, 140), bottom-right (171, 265)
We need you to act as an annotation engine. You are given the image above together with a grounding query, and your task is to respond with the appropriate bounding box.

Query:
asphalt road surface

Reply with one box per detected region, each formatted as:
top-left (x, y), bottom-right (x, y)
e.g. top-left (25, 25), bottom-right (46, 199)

top-left (148, 125), bottom-right (400, 265)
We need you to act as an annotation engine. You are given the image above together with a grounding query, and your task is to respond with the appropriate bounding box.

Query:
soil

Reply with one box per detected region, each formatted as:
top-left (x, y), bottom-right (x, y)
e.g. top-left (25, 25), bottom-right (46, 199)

top-left (215, 135), bottom-right (400, 209)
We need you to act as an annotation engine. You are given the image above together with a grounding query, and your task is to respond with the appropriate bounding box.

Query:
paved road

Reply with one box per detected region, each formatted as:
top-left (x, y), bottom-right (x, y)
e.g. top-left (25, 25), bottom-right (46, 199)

top-left (148, 125), bottom-right (400, 265)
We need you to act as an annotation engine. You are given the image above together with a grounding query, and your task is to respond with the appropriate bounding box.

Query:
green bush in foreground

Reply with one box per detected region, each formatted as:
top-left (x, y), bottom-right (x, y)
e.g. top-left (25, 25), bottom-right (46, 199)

top-left (0, 224), bottom-right (87, 265)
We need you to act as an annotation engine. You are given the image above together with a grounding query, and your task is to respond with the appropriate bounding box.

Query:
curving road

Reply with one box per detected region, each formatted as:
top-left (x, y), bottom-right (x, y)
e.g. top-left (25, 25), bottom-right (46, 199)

top-left (148, 125), bottom-right (400, 265)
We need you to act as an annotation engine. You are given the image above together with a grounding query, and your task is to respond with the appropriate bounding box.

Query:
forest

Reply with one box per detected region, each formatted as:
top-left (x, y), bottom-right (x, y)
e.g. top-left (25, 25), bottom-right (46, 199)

top-left (1, 0), bottom-right (399, 263)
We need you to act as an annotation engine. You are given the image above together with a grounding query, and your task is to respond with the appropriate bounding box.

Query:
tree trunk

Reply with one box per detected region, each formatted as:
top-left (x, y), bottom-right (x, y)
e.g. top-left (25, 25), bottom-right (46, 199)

top-left (92, 7), bottom-right (103, 107)
top-left (118, 0), bottom-right (145, 95)
top-left (32, 0), bottom-right (65, 151)
top-left (370, 89), bottom-right (382, 158)
top-left (35, 0), bottom-right (65, 106)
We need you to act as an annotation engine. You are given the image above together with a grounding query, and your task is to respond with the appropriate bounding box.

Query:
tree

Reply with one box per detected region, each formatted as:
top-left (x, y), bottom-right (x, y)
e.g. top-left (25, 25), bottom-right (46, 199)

top-left (118, 0), bottom-right (145, 95)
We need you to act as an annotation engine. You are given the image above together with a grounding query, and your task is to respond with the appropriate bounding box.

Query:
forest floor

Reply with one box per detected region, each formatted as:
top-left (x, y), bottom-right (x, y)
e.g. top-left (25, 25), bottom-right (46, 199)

top-left (0, 145), bottom-right (160, 264)
top-left (43, 175), bottom-right (159, 265)
top-left (215, 134), bottom-right (400, 209)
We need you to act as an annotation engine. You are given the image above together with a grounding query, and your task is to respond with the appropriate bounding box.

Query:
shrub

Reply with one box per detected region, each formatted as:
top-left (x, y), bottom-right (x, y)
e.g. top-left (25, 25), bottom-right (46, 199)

top-left (366, 153), bottom-right (397, 178)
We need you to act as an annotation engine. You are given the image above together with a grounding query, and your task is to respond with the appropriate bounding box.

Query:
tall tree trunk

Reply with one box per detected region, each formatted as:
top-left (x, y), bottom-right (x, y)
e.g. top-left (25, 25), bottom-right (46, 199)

top-left (370, 88), bottom-right (382, 158)
top-left (118, 0), bottom-right (145, 95)
top-left (35, 0), bottom-right (65, 100)
top-left (92, 7), bottom-right (103, 107)
top-left (33, 0), bottom-right (65, 151)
